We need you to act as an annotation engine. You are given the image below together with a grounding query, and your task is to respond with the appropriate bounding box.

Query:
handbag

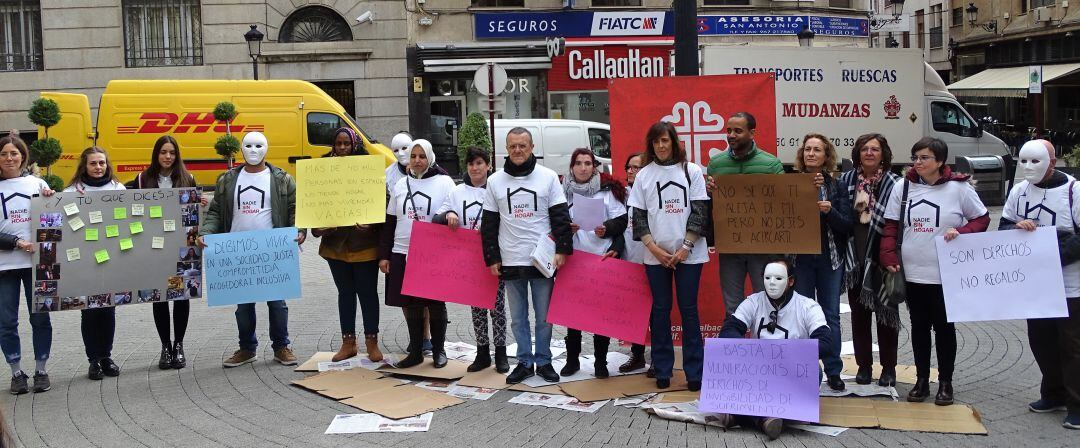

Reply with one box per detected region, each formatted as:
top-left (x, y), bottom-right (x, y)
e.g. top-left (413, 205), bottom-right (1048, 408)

top-left (880, 179), bottom-right (910, 305)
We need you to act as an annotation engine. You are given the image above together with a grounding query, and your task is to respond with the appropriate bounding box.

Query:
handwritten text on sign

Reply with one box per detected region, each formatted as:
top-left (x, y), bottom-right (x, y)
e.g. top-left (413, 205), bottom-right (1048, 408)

top-left (548, 250), bottom-right (651, 344)
top-left (936, 227), bottom-right (1067, 322)
top-left (296, 155), bottom-right (386, 228)
top-left (711, 174), bottom-right (821, 254)
top-left (699, 338), bottom-right (820, 422)
top-left (401, 221), bottom-right (499, 309)
top-left (204, 227), bottom-right (301, 306)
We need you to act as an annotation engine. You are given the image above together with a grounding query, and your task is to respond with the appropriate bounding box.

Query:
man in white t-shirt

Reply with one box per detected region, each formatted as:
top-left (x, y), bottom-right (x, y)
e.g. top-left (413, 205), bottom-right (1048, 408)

top-left (714, 259), bottom-right (833, 440)
top-left (200, 132), bottom-right (306, 368)
top-left (481, 127), bottom-right (574, 385)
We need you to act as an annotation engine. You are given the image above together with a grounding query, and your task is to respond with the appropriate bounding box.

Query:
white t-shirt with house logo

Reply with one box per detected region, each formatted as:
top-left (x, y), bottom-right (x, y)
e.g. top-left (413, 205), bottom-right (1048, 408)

top-left (626, 162), bottom-right (708, 266)
top-left (389, 174), bottom-right (455, 255)
top-left (1003, 177), bottom-right (1080, 297)
top-left (734, 291), bottom-right (828, 340)
top-left (231, 168), bottom-right (273, 232)
top-left (483, 165), bottom-right (567, 267)
top-left (0, 176), bottom-right (48, 270)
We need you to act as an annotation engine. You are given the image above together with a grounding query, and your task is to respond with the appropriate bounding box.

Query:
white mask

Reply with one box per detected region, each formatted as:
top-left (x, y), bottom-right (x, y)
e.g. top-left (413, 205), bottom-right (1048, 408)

top-left (390, 132), bottom-right (413, 166)
top-left (241, 132), bottom-right (269, 166)
top-left (763, 262), bottom-right (790, 300)
top-left (1018, 140), bottom-right (1054, 185)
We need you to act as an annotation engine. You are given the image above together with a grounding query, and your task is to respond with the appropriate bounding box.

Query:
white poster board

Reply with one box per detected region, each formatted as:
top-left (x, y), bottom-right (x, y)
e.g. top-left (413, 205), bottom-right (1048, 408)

top-left (935, 227), bottom-right (1068, 322)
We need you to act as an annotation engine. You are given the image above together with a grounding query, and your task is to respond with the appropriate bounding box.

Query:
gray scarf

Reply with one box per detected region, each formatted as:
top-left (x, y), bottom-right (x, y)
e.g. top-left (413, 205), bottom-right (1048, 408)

top-left (563, 173), bottom-right (601, 205)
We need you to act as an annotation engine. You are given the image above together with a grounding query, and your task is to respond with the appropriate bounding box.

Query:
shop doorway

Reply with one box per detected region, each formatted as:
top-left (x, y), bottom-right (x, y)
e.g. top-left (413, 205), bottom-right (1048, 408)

top-left (430, 96), bottom-right (466, 178)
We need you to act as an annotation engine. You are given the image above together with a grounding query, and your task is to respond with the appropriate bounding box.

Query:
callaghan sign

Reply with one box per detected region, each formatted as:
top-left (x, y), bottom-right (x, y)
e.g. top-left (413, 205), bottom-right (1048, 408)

top-left (548, 45), bottom-right (672, 92)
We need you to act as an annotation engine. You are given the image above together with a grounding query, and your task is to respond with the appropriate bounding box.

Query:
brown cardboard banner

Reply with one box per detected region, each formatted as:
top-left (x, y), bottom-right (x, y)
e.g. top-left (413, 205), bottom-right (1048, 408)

top-left (340, 382), bottom-right (465, 420)
top-left (457, 369), bottom-right (511, 390)
top-left (560, 371), bottom-right (688, 402)
top-left (820, 397), bottom-right (987, 435)
top-left (711, 173), bottom-right (821, 254)
top-left (507, 383), bottom-right (566, 394)
top-left (376, 359), bottom-right (471, 380)
top-left (291, 369), bottom-right (386, 400)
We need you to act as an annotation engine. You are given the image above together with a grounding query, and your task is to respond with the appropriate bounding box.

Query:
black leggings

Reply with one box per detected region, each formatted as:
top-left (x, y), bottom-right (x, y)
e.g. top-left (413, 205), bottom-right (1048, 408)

top-left (905, 282), bottom-right (956, 382)
top-left (81, 308), bottom-right (115, 362)
top-left (153, 301), bottom-right (189, 345)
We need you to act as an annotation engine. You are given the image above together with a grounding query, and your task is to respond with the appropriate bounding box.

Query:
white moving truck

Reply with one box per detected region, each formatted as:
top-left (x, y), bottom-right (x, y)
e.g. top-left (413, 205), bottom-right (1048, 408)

top-left (701, 47), bottom-right (1010, 167)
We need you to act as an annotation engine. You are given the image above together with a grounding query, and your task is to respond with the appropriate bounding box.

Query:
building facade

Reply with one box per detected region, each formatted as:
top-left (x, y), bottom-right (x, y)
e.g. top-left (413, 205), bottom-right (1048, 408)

top-left (0, 0), bottom-right (409, 143)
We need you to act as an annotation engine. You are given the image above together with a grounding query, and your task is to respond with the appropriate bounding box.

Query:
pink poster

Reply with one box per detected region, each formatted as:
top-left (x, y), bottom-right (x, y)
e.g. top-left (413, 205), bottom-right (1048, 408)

top-left (401, 221), bottom-right (498, 309)
top-left (548, 251), bottom-right (651, 344)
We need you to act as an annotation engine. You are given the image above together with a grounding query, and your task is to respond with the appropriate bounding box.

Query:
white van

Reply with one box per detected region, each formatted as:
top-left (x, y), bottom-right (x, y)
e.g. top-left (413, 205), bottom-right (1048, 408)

top-left (490, 119), bottom-right (612, 176)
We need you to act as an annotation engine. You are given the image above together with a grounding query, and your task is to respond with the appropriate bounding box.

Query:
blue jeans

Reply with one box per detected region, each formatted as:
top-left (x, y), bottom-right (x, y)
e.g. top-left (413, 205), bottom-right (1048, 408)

top-left (236, 300), bottom-right (290, 351)
top-left (0, 268), bottom-right (51, 364)
top-left (645, 263), bottom-right (704, 382)
top-left (794, 254), bottom-right (843, 376)
top-left (504, 278), bottom-right (554, 367)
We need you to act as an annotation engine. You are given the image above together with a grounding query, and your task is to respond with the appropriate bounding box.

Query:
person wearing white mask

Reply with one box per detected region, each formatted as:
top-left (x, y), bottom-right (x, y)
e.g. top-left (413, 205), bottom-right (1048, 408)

top-left (715, 259), bottom-right (833, 440)
top-left (200, 131), bottom-right (306, 368)
top-left (386, 132), bottom-right (413, 194)
top-left (379, 139), bottom-right (455, 368)
top-left (1000, 139), bottom-right (1080, 429)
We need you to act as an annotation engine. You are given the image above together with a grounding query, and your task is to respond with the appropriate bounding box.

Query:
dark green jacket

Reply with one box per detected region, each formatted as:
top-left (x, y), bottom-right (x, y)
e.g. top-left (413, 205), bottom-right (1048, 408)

top-left (200, 163), bottom-right (301, 235)
top-left (706, 143), bottom-right (784, 176)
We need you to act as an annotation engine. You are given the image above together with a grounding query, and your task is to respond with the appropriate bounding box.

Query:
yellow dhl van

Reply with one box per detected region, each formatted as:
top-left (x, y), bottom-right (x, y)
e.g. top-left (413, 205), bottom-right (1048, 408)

top-left (43, 80), bottom-right (395, 186)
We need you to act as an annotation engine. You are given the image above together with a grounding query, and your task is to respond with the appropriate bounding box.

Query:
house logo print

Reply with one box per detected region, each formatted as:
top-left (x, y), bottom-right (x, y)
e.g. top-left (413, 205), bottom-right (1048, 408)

top-left (1023, 202), bottom-right (1057, 225)
top-left (236, 186), bottom-right (265, 209)
top-left (506, 188), bottom-right (539, 212)
top-left (907, 199), bottom-right (941, 227)
top-left (404, 191), bottom-right (433, 216)
top-left (656, 181), bottom-right (688, 208)
top-left (0, 193), bottom-right (30, 220)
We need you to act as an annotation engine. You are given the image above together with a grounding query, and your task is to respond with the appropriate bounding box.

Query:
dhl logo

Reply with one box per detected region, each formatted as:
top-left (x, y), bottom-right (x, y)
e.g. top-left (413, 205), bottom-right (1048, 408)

top-left (116, 113), bottom-right (266, 135)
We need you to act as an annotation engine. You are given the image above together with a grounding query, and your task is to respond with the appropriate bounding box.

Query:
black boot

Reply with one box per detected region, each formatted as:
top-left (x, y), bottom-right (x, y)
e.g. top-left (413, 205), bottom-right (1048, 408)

top-left (429, 306), bottom-right (448, 368)
top-left (158, 342), bottom-right (173, 370)
top-left (561, 330), bottom-right (582, 376)
top-left (171, 341), bottom-right (186, 369)
top-left (397, 312), bottom-right (426, 369)
top-left (593, 336), bottom-right (609, 379)
top-left (468, 344), bottom-right (491, 372)
top-left (494, 346), bottom-right (510, 373)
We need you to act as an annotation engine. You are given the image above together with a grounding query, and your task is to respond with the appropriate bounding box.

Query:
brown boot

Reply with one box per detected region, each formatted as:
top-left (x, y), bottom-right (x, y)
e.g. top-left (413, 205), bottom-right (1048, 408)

top-left (365, 334), bottom-right (384, 362)
top-left (332, 333), bottom-right (358, 362)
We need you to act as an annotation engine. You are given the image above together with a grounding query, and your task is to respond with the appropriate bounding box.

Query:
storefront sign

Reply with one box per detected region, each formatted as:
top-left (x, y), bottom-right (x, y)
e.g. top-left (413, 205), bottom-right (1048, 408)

top-left (476, 11), bottom-right (673, 39)
top-left (549, 45), bottom-right (672, 91)
top-left (697, 15), bottom-right (869, 37)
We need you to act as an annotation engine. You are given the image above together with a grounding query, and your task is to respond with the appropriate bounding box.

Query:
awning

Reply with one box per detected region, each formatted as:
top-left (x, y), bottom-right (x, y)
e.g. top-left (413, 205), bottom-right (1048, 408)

top-left (421, 56), bottom-right (551, 73)
top-left (948, 63), bottom-right (1080, 98)
top-left (415, 42), bottom-right (551, 74)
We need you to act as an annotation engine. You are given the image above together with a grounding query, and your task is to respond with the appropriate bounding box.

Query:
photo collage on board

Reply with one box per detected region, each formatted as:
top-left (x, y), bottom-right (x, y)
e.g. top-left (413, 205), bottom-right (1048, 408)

top-left (33, 188), bottom-right (204, 312)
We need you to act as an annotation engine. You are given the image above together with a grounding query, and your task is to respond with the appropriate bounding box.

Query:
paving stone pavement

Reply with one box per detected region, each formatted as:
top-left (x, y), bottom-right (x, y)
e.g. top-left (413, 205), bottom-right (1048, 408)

top-left (1, 206), bottom-right (1076, 447)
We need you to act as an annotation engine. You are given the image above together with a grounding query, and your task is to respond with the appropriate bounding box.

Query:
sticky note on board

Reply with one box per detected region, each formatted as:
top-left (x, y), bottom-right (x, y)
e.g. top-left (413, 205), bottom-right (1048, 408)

top-left (113, 208), bottom-right (127, 220)
top-left (149, 206), bottom-right (163, 218)
top-left (163, 220), bottom-right (176, 232)
top-left (119, 238), bottom-right (133, 251)
top-left (66, 248), bottom-right (80, 261)
top-left (63, 203), bottom-right (79, 216)
top-left (129, 221), bottom-right (143, 234)
top-left (94, 250), bottom-right (109, 263)
top-left (85, 228), bottom-right (99, 241)
top-left (131, 204), bottom-right (145, 216)
top-left (68, 216), bottom-right (85, 232)
top-left (151, 236), bottom-right (165, 249)
top-left (88, 211), bottom-right (103, 224)
top-left (105, 225), bottom-right (119, 238)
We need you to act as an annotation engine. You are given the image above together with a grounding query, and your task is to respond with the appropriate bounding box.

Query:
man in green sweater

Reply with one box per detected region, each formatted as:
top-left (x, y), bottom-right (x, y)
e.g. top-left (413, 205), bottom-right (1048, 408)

top-left (706, 112), bottom-right (784, 317)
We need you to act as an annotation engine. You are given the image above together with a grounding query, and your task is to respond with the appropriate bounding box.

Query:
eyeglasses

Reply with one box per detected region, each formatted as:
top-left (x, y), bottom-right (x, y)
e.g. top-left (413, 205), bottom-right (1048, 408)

top-left (910, 155), bottom-right (936, 163)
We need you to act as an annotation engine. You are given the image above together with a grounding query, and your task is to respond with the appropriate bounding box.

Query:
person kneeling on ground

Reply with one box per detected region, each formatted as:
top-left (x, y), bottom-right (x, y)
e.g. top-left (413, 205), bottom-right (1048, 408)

top-left (712, 259), bottom-right (835, 440)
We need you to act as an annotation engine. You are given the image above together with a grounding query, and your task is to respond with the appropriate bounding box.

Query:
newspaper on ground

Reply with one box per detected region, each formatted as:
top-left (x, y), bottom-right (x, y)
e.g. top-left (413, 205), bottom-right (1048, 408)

top-left (789, 423), bottom-right (849, 437)
top-left (444, 342), bottom-right (478, 360)
top-left (613, 393), bottom-right (657, 407)
top-left (414, 380), bottom-right (457, 393)
top-left (324, 413), bottom-right (433, 434)
top-left (819, 383), bottom-right (899, 401)
top-left (508, 392), bottom-right (610, 413)
top-left (447, 385), bottom-right (500, 401)
top-left (643, 402), bottom-right (730, 428)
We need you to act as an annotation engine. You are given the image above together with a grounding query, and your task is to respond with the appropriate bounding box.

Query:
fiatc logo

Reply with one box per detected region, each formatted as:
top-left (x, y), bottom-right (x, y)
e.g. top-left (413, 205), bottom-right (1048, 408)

top-left (591, 12), bottom-right (666, 36)
top-left (116, 113), bottom-right (266, 134)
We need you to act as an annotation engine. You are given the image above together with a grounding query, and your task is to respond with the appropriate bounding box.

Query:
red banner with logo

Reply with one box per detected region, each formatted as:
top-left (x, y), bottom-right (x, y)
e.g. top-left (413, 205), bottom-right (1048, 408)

top-left (548, 45), bottom-right (672, 92)
top-left (608, 74), bottom-right (777, 179)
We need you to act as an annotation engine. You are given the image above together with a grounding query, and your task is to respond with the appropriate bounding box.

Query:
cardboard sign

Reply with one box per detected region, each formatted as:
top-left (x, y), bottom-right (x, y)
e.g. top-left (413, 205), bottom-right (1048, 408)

top-left (401, 221), bottom-right (499, 309)
top-left (30, 188), bottom-right (202, 312)
top-left (699, 338), bottom-right (820, 423)
top-left (936, 227), bottom-right (1068, 322)
top-left (711, 173), bottom-right (821, 254)
top-left (295, 155), bottom-right (386, 228)
top-left (548, 251), bottom-right (651, 344)
top-left (204, 227), bottom-right (301, 306)
top-left (608, 74), bottom-right (777, 178)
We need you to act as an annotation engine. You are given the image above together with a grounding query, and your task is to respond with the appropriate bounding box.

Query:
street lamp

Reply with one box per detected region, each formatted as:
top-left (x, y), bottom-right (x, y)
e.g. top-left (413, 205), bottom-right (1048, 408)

top-left (244, 24), bottom-right (264, 80)
top-left (966, 3), bottom-right (997, 32)
top-left (798, 27), bottom-right (815, 47)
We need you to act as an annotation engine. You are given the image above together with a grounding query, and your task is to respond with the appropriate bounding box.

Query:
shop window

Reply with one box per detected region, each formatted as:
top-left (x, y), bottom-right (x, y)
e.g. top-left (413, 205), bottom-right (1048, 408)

top-left (931, 102), bottom-right (979, 138)
top-left (308, 112), bottom-right (348, 147)
top-left (588, 128), bottom-right (611, 159)
top-left (0, 0), bottom-right (42, 71)
top-left (472, 0), bottom-right (525, 6)
top-left (593, 0), bottom-right (642, 5)
top-left (122, 0), bottom-right (203, 67)
top-left (280, 6), bottom-right (352, 43)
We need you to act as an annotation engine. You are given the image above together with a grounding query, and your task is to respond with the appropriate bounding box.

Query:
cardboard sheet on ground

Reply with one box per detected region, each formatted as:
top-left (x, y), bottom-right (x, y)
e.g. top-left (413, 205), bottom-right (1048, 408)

top-left (30, 188), bottom-right (202, 311)
top-left (340, 381), bottom-right (465, 419)
top-left (560, 370), bottom-right (688, 402)
top-left (292, 369), bottom-right (387, 400)
top-left (401, 221), bottom-right (498, 309)
top-left (296, 352), bottom-right (335, 372)
top-left (840, 356), bottom-right (937, 384)
top-left (204, 227), bottom-right (301, 306)
top-left (376, 359), bottom-right (470, 380)
top-left (819, 397), bottom-right (987, 435)
top-left (711, 173), bottom-right (821, 254)
top-left (700, 338), bottom-right (820, 423)
top-left (521, 352), bottom-right (637, 387)
top-left (936, 227), bottom-right (1068, 322)
top-left (457, 369), bottom-right (512, 390)
top-left (295, 155), bottom-right (386, 227)
top-left (548, 251), bottom-right (651, 344)
top-left (508, 383), bottom-right (566, 395)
